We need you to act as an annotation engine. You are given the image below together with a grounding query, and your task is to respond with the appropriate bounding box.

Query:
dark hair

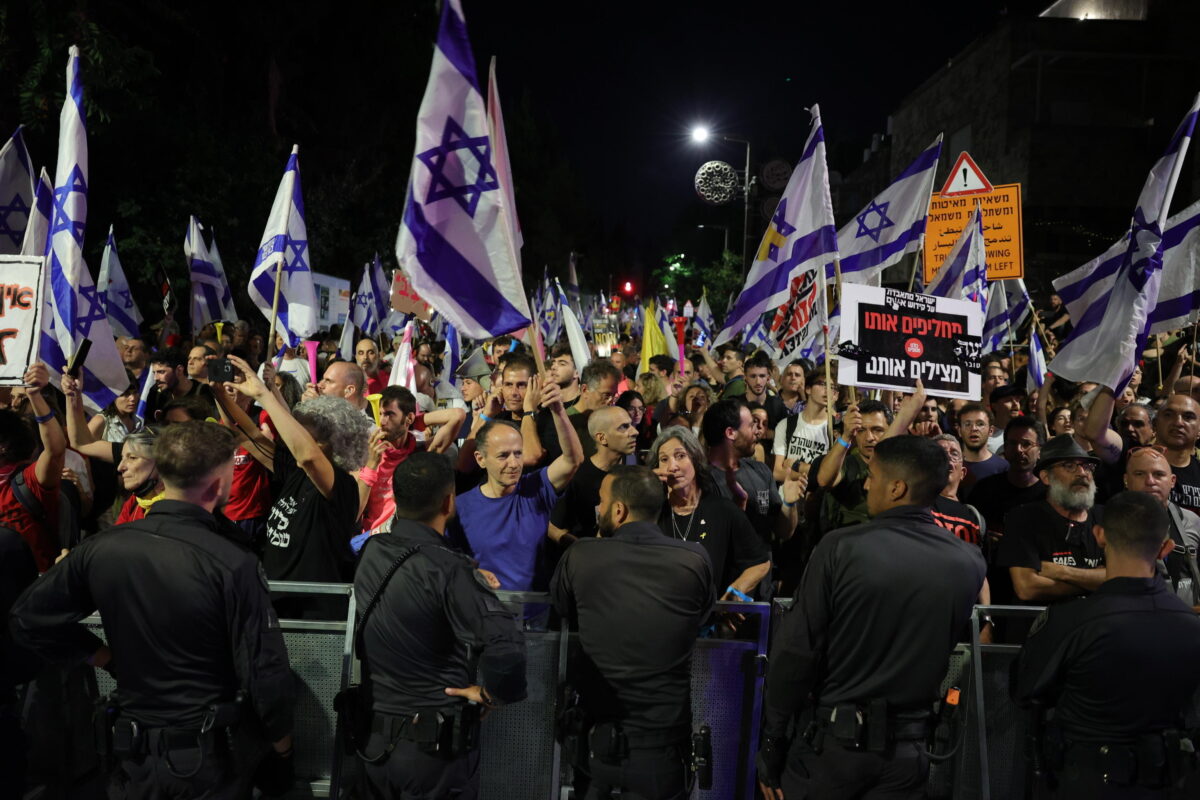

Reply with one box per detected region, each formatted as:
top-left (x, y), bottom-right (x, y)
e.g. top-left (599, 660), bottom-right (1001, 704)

top-left (606, 465), bottom-right (666, 521)
top-left (191, 344), bottom-right (217, 358)
top-left (958, 401), bottom-right (993, 424)
top-left (718, 345), bottom-right (745, 363)
top-left (500, 353), bottom-right (536, 378)
top-left (873, 435), bottom-right (949, 506)
top-left (745, 351), bottom-right (773, 372)
top-left (380, 385), bottom-right (416, 416)
top-left (1100, 490), bottom-right (1170, 561)
top-left (648, 354), bottom-right (676, 374)
top-left (581, 359), bottom-right (621, 390)
top-left (0, 409), bottom-right (36, 465)
top-left (477, 419), bottom-right (521, 453)
top-left (549, 341), bottom-right (575, 364)
top-left (857, 398), bottom-right (894, 425)
top-left (615, 390), bottom-right (645, 411)
top-left (391, 452), bottom-right (455, 522)
top-left (161, 396), bottom-right (213, 422)
top-left (700, 397), bottom-right (747, 447)
top-left (150, 346), bottom-right (187, 371)
top-left (1005, 415), bottom-right (1045, 445)
top-left (153, 421), bottom-right (237, 489)
top-left (275, 371), bottom-right (304, 409)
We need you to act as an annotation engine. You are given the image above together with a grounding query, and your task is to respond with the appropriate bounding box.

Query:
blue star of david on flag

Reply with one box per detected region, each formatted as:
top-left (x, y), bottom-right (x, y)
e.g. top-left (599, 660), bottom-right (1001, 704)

top-left (50, 166), bottom-right (87, 245)
top-left (285, 238), bottom-right (309, 276)
top-left (0, 193), bottom-right (30, 247)
top-left (74, 282), bottom-right (108, 338)
top-left (417, 117), bottom-right (500, 218)
top-left (855, 200), bottom-right (894, 243)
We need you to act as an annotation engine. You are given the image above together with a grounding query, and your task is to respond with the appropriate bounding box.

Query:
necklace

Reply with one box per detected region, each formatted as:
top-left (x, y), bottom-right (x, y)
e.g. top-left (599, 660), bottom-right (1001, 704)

top-left (671, 507), bottom-right (697, 540)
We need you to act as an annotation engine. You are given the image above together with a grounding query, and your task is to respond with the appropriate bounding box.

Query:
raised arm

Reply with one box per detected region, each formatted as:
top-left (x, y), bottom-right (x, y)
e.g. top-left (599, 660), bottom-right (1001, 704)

top-left (59, 373), bottom-right (110, 463)
top-left (1078, 386), bottom-right (1122, 465)
top-left (541, 382), bottom-right (584, 491)
top-left (25, 364), bottom-right (66, 489)
top-left (884, 380), bottom-right (926, 439)
top-left (227, 355), bottom-right (336, 498)
top-left (815, 405), bottom-right (861, 489)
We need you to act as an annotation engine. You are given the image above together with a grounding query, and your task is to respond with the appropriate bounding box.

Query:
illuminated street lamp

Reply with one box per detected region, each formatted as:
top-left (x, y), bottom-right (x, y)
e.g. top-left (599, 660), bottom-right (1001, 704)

top-left (690, 124), bottom-right (752, 277)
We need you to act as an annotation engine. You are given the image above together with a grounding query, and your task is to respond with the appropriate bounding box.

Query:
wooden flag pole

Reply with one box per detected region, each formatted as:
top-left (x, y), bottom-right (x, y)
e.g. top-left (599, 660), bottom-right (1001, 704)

top-left (266, 254), bottom-right (285, 361)
top-left (907, 234), bottom-right (925, 292)
top-left (1190, 323), bottom-right (1198, 381)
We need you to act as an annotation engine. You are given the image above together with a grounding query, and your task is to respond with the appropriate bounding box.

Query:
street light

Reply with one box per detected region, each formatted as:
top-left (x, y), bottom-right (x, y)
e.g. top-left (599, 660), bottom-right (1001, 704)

top-left (697, 224), bottom-right (730, 255)
top-left (690, 125), bottom-right (752, 277)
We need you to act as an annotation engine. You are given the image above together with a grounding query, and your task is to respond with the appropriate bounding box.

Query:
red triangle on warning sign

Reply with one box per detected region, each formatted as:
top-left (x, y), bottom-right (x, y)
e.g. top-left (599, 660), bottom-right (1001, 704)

top-left (940, 151), bottom-right (994, 197)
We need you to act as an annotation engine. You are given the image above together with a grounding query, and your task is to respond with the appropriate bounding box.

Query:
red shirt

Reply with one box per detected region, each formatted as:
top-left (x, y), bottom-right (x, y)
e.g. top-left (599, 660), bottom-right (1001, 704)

top-left (224, 447), bottom-right (271, 521)
top-left (115, 493), bottom-right (148, 526)
top-left (360, 434), bottom-right (420, 535)
top-left (366, 369), bottom-right (390, 395)
top-left (0, 462), bottom-right (60, 572)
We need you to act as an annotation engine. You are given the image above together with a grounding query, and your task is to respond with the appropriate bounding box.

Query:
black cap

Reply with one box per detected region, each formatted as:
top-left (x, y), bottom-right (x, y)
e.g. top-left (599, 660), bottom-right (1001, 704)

top-left (1034, 434), bottom-right (1101, 474)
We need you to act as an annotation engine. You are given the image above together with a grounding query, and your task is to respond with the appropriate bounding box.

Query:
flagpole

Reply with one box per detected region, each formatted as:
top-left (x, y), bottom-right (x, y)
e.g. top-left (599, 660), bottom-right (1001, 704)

top-left (819, 263), bottom-right (836, 435)
top-left (266, 252), bottom-right (284, 358)
top-left (833, 256), bottom-right (857, 406)
top-left (907, 233), bottom-right (924, 292)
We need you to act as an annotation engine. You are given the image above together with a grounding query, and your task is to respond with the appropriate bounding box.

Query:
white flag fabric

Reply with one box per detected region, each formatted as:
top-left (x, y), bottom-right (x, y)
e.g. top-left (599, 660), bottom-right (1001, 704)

top-left (1027, 327), bottom-right (1047, 394)
top-left (395, 0), bottom-right (531, 339)
top-left (839, 135), bottom-right (942, 286)
top-left (980, 281), bottom-right (1009, 354)
top-left (98, 225), bottom-right (143, 338)
top-left (45, 45), bottom-right (129, 409)
top-left (694, 292), bottom-right (716, 343)
top-left (1050, 95), bottom-right (1199, 389)
top-left (389, 321), bottom-right (418, 392)
top-left (0, 125), bottom-right (36, 255)
top-left (715, 105), bottom-right (838, 345)
top-left (1148, 201), bottom-right (1200, 331)
top-left (926, 206), bottom-right (987, 311)
top-left (20, 168), bottom-right (52, 257)
top-left (561, 303), bottom-right (591, 374)
top-left (206, 226), bottom-right (238, 321)
top-left (248, 145), bottom-right (317, 345)
top-left (187, 215), bottom-right (234, 333)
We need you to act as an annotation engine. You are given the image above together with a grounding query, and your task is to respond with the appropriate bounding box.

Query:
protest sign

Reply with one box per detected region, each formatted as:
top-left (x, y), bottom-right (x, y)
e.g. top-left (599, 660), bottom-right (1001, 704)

top-left (838, 283), bottom-right (982, 400)
top-left (0, 256), bottom-right (46, 384)
top-left (390, 267), bottom-right (433, 321)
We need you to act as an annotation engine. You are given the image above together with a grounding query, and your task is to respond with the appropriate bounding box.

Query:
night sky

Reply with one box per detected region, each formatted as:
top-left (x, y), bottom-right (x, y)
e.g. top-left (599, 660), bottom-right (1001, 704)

top-left (465, 0), bottom-right (1015, 268)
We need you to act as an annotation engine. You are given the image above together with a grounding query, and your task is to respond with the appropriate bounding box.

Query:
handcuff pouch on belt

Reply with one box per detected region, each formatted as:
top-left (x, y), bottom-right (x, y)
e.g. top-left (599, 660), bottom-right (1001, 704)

top-left (359, 704), bottom-right (482, 764)
top-left (827, 700), bottom-right (889, 753)
top-left (96, 692), bottom-right (243, 779)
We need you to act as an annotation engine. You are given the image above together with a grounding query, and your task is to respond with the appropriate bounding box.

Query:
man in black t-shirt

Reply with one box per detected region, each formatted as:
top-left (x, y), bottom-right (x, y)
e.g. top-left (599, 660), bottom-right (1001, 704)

top-left (996, 435), bottom-right (1106, 606)
top-left (967, 417), bottom-right (1047, 546)
top-left (549, 407), bottom-right (638, 542)
top-left (144, 346), bottom-right (217, 423)
top-left (1154, 394), bottom-right (1200, 515)
top-left (931, 434), bottom-right (983, 545)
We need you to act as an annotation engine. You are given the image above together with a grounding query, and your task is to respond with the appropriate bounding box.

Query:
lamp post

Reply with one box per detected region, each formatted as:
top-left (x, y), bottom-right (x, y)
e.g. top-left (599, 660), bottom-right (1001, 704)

top-left (691, 127), bottom-right (752, 277)
top-left (696, 224), bottom-right (730, 255)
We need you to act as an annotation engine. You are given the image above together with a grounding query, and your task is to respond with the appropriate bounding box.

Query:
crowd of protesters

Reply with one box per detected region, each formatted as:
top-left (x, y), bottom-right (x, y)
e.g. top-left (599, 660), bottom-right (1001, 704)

top-left (4, 301), bottom-right (1200, 791)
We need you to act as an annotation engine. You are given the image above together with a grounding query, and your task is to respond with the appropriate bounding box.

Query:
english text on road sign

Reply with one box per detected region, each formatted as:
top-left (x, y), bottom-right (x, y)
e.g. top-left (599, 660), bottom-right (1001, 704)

top-left (924, 183), bottom-right (1024, 282)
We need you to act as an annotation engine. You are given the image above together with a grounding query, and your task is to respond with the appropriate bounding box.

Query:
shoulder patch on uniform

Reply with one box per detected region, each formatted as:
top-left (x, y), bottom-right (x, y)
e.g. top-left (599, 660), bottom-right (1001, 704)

top-left (1027, 608), bottom-right (1050, 637)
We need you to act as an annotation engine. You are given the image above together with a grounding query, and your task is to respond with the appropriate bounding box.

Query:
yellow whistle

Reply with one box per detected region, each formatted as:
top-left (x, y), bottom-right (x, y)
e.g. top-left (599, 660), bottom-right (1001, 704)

top-left (367, 393), bottom-right (382, 426)
top-left (214, 321), bottom-right (225, 344)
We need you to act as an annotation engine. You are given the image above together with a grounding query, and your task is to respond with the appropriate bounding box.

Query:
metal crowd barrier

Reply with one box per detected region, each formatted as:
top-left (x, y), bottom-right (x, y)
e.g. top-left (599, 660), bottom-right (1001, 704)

top-left (82, 585), bottom-right (1044, 800)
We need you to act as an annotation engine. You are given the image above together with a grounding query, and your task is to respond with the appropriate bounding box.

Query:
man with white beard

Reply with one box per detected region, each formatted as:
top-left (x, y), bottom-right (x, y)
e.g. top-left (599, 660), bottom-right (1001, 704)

top-left (995, 435), bottom-right (1107, 605)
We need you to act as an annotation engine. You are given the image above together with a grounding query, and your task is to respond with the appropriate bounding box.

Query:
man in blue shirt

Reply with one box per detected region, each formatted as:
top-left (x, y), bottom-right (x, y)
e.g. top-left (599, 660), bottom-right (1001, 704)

top-left (449, 377), bottom-right (584, 592)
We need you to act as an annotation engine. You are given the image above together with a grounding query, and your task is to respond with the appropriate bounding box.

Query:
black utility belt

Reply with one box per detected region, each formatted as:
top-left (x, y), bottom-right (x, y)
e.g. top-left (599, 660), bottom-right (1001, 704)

top-left (588, 721), bottom-right (692, 760)
top-left (368, 706), bottom-right (480, 758)
top-left (812, 703), bottom-right (931, 752)
top-left (111, 720), bottom-right (226, 758)
top-left (1059, 733), bottom-right (1196, 788)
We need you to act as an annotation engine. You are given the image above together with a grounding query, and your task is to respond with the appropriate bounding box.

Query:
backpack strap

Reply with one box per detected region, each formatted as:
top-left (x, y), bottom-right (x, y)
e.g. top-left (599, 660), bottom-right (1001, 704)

top-left (11, 470), bottom-right (46, 524)
top-left (354, 544), bottom-right (423, 659)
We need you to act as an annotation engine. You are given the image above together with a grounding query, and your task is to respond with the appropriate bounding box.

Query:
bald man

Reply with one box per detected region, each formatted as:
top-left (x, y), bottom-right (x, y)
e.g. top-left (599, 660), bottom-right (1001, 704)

top-left (549, 406), bottom-right (640, 544)
top-left (1124, 446), bottom-right (1200, 605)
top-left (355, 338), bottom-right (390, 394)
top-left (308, 361), bottom-right (369, 413)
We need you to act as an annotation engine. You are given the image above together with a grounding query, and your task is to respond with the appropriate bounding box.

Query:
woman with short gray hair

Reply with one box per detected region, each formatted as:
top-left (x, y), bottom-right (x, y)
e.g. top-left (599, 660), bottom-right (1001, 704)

top-left (227, 356), bottom-right (370, 618)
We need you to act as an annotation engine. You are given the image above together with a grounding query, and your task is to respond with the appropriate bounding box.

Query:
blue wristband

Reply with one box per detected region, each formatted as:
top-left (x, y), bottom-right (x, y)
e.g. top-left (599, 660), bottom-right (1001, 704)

top-left (836, 437), bottom-right (851, 449)
top-left (726, 586), bottom-right (753, 602)
top-left (34, 411), bottom-right (55, 424)
top-left (478, 413), bottom-right (493, 423)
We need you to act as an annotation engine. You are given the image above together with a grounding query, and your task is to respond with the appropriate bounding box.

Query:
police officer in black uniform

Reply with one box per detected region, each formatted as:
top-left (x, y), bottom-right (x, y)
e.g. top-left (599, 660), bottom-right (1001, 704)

top-left (9, 421), bottom-right (295, 799)
top-left (552, 464), bottom-right (715, 800)
top-left (352, 452), bottom-right (527, 799)
top-left (757, 435), bottom-right (985, 799)
top-left (1012, 490), bottom-right (1200, 798)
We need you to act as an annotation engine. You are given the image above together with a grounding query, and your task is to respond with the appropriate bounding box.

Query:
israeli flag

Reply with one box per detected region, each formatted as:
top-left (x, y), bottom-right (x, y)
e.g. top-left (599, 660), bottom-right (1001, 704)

top-left (716, 105), bottom-right (838, 345)
top-left (187, 215), bottom-right (234, 333)
top-left (1050, 95), bottom-right (1199, 390)
top-left (926, 205), bottom-right (987, 311)
top-left (395, 0), bottom-right (531, 339)
top-left (0, 125), bottom-right (35, 255)
top-left (97, 226), bottom-right (142, 338)
top-left (980, 281), bottom-right (1009, 354)
top-left (206, 226), bottom-right (237, 320)
top-left (799, 304), bottom-right (841, 366)
top-left (694, 291), bottom-right (716, 342)
top-left (1005, 278), bottom-right (1032, 333)
top-left (21, 168), bottom-right (52, 257)
top-left (656, 298), bottom-right (675, 348)
top-left (840, 135), bottom-right (943, 285)
top-left (349, 254), bottom-right (390, 337)
top-left (249, 145), bottom-right (318, 346)
top-left (45, 46), bottom-right (129, 409)
top-left (439, 319), bottom-right (463, 386)
top-left (1027, 327), bottom-right (1048, 394)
